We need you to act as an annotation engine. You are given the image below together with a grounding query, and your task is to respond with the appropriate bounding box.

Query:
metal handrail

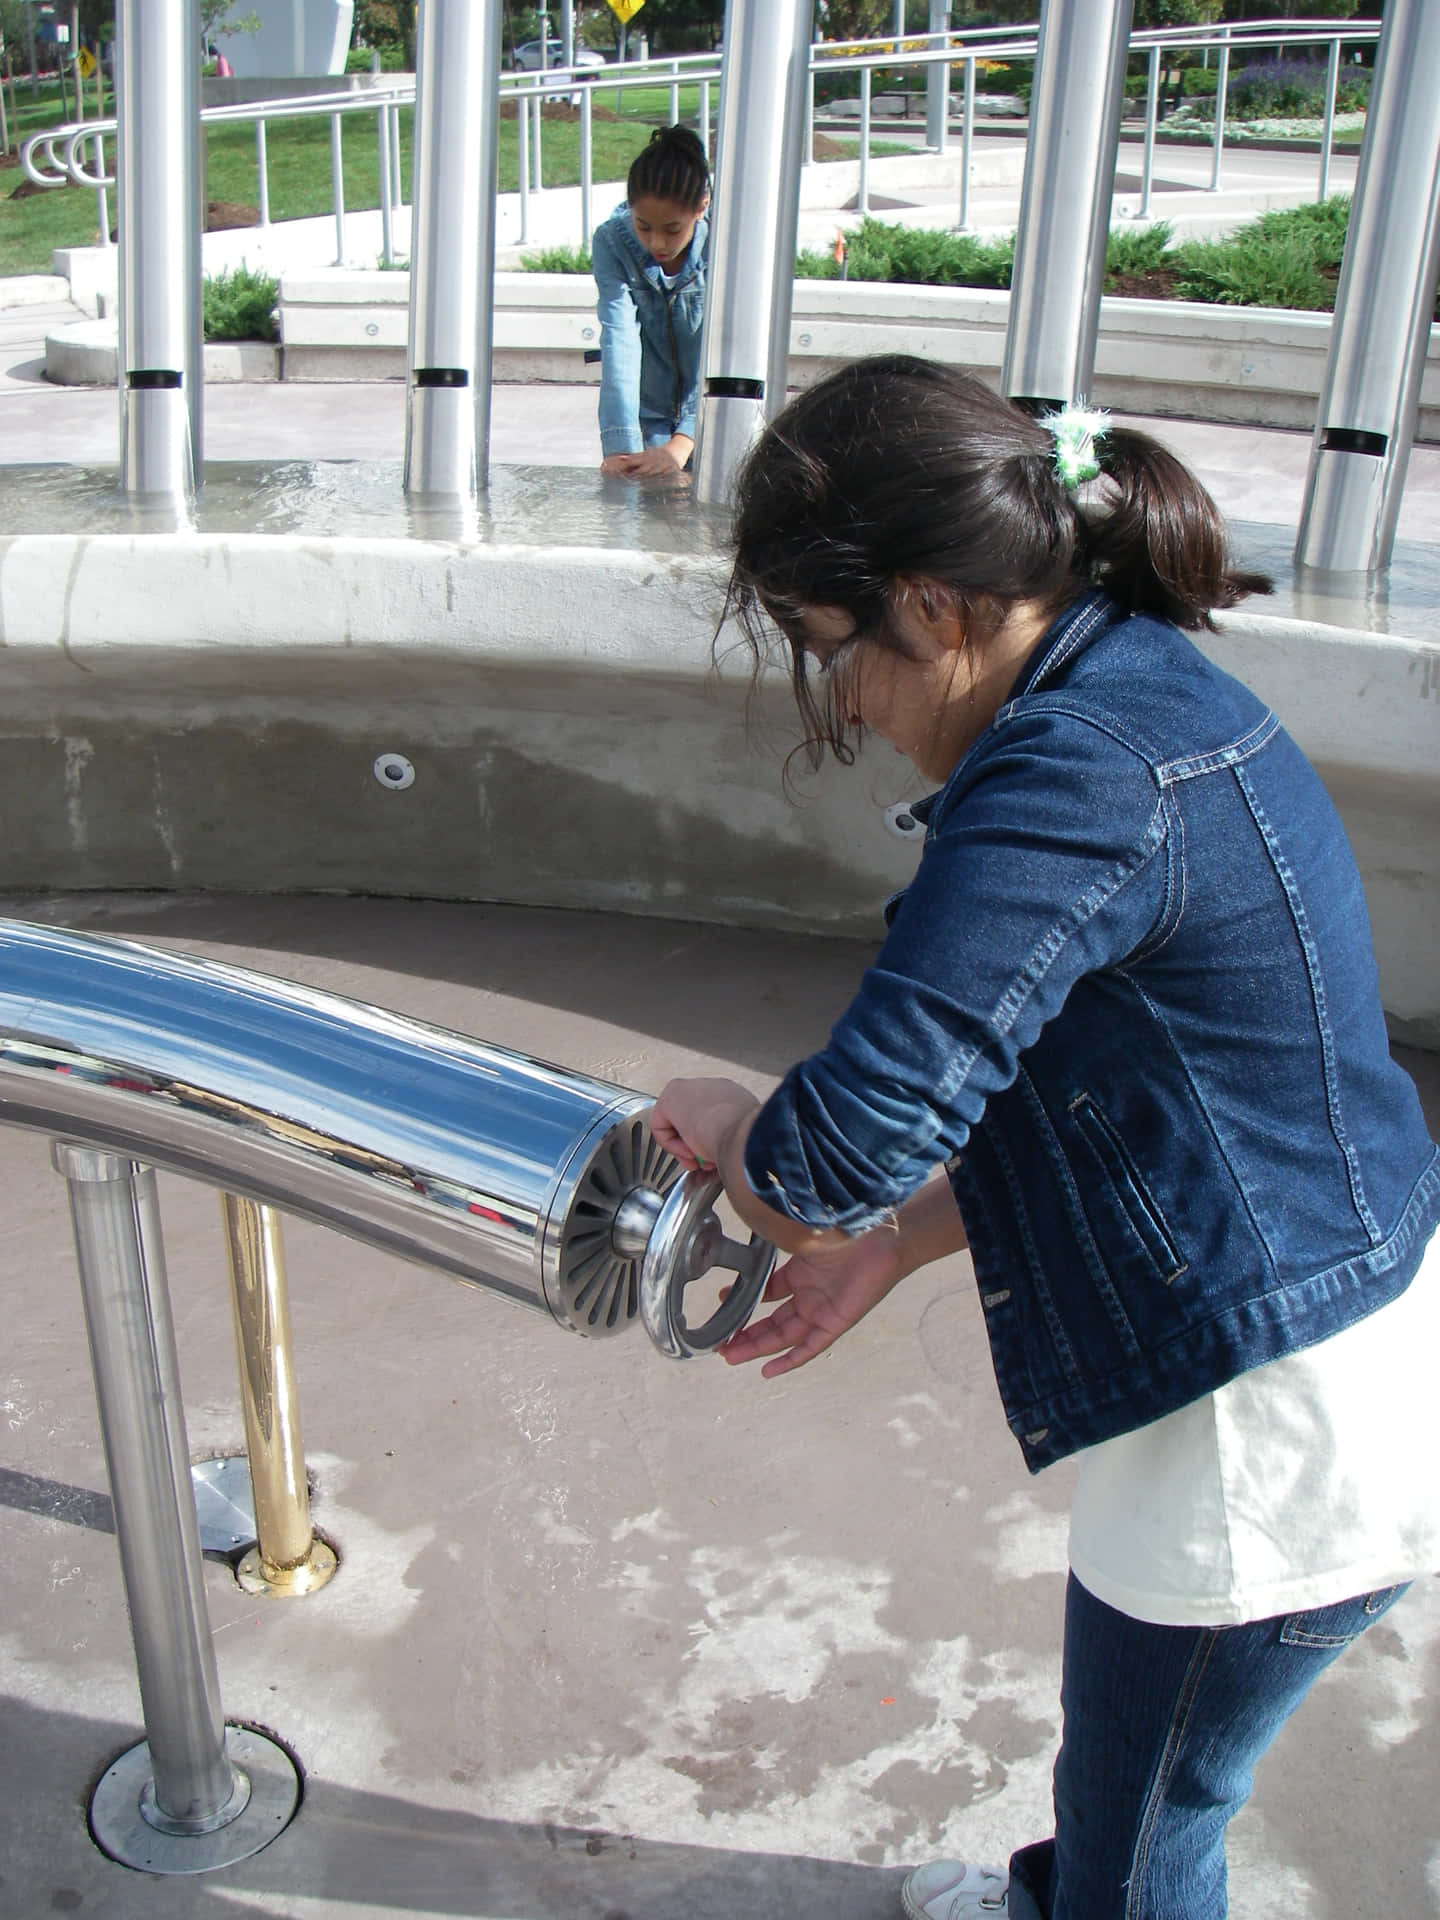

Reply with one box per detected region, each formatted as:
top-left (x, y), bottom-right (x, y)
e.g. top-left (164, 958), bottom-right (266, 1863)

top-left (23, 18), bottom-right (1382, 191)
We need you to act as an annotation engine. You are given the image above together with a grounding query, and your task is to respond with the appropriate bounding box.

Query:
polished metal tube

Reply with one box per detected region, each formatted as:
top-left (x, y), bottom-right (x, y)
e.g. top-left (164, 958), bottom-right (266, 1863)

top-left (958, 55), bottom-right (975, 230)
top-left (56, 1144), bottom-right (242, 1832)
top-left (1295, 0), bottom-right (1440, 575)
top-left (693, 0), bottom-right (812, 505)
top-left (404, 0), bottom-right (503, 496)
top-left (116, 0), bottom-right (201, 498)
top-left (0, 919), bottom-right (657, 1333)
top-left (1002, 0), bottom-right (1134, 410)
top-left (220, 1195), bottom-right (335, 1595)
top-left (330, 112), bottom-right (346, 264)
top-left (925, 2), bottom-right (950, 154)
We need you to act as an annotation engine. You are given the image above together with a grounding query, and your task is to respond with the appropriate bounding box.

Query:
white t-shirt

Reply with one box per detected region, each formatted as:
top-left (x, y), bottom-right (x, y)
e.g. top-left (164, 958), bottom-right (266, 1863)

top-left (1068, 1227), bottom-right (1440, 1627)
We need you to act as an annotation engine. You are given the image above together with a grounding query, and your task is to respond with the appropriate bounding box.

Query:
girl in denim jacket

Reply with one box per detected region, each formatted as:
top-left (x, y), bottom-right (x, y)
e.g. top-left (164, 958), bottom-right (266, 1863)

top-left (650, 356), bottom-right (1440, 1920)
top-left (592, 126), bottom-right (709, 478)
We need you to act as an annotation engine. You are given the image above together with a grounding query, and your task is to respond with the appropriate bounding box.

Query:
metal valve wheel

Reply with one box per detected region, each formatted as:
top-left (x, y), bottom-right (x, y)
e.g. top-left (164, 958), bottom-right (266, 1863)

top-left (612, 1169), bottom-right (776, 1360)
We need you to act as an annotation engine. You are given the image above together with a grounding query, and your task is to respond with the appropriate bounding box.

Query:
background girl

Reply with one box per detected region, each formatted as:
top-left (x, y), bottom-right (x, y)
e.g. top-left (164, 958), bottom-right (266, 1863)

top-left (591, 125), bottom-right (710, 478)
top-left (650, 356), bottom-right (1440, 1920)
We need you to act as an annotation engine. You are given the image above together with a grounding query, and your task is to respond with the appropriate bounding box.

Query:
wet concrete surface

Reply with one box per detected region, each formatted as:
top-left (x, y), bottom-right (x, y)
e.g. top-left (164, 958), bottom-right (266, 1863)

top-left (2, 890), bottom-right (1437, 1919)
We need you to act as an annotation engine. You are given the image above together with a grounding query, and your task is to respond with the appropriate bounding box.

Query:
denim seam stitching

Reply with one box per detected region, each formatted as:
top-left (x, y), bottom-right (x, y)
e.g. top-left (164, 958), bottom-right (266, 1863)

top-left (1157, 710), bottom-right (1281, 782)
top-left (1023, 591), bottom-right (1111, 686)
top-left (932, 808), bottom-right (1168, 1102)
top-left (1233, 761), bottom-right (1382, 1243)
top-left (1018, 1068), bottom-right (1143, 1361)
top-left (1121, 973), bottom-right (1279, 1271)
top-left (1128, 789), bottom-right (1186, 962)
top-left (1126, 1629), bottom-right (1219, 1920)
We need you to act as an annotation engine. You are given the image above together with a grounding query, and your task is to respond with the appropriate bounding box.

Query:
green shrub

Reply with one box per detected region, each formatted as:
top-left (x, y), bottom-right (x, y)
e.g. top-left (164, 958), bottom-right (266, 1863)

top-left (518, 243), bottom-right (593, 273)
top-left (347, 44), bottom-right (408, 72)
top-left (202, 264), bottom-right (279, 341)
top-left (1174, 226), bottom-right (1332, 310)
top-left (798, 219), bottom-right (1014, 287)
top-left (1104, 221), bottom-right (1176, 285)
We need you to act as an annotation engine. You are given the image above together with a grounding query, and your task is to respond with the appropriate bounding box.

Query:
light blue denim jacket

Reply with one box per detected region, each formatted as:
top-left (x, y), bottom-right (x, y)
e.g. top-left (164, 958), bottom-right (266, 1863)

top-left (592, 202), bottom-right (708, 457)
top-left (744, 592), bottom-right (1440, 1470)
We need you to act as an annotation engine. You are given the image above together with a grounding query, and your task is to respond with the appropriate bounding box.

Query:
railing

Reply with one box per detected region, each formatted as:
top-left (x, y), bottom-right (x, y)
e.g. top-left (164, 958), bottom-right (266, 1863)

top-left (22, 17), bottom-right (1383, 262)
top-left (2, 915), bottom-right (773, 1871)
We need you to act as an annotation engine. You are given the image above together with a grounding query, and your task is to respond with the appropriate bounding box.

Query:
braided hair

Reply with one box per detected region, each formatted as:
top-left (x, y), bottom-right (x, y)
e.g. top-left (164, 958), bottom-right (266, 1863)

top-left (626, 125), bottom-right (710, 211)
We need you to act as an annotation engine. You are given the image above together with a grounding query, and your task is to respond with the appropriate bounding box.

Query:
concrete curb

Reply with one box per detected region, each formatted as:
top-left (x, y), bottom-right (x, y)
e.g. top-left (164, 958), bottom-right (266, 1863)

top-left (44, 282), bottom-right (1440, 439)
top-left (42, 318), bottom-right (282, 386)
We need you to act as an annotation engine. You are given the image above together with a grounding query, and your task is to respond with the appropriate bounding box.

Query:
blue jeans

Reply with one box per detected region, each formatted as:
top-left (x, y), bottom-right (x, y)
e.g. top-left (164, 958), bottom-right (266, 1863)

top-left (1006, 1573), bottom-right (1409, 1920)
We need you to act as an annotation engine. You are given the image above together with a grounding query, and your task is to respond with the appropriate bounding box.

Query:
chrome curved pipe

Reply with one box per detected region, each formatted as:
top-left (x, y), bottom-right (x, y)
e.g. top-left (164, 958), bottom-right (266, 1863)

top-left (0, 918), bottom-right (678, 1336)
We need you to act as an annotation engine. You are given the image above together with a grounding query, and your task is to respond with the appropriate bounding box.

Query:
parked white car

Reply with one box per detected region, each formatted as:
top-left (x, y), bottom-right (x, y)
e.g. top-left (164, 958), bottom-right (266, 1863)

top-left (513, 37), bottom-right (607, 71)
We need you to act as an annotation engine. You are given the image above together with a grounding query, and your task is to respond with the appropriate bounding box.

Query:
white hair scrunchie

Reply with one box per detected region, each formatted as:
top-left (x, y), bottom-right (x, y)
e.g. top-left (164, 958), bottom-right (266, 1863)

top-left (1040, 402), bottom-right (1110, 490)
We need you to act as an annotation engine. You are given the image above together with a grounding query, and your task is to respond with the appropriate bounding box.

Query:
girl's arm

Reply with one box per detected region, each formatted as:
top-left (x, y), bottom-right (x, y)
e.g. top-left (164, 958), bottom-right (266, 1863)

top-left (592, 224), bottom-right (644, 463)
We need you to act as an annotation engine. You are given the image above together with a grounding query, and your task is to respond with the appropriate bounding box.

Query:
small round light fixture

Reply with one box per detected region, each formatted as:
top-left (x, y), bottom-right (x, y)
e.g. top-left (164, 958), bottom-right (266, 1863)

top-left (373, 752), bottom-right (416, 792)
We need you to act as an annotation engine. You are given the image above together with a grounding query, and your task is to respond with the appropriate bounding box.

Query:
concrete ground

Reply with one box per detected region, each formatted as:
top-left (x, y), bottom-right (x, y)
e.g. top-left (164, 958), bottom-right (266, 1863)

top-left (2, 888), bottom-right (1438, 1920)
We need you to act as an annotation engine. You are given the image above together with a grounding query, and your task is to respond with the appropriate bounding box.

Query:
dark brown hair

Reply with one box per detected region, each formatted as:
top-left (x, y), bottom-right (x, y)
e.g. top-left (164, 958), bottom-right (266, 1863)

top-left (627, 125), bottom-right (710, 211)
top-left (726, 354), bottom-right (1271, 769)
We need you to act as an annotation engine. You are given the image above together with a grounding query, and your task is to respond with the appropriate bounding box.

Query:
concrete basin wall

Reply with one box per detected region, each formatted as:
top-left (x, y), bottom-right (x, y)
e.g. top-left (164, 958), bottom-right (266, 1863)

top-left (0, 530), bottom-right (1436, 1045)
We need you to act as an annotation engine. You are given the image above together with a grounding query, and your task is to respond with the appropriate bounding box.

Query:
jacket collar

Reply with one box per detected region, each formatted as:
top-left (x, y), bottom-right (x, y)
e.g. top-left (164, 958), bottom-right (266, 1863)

top-left (1006, 589), bottom-right (1118, 701)
top-left (907, 590), bottom-right (1118, 833)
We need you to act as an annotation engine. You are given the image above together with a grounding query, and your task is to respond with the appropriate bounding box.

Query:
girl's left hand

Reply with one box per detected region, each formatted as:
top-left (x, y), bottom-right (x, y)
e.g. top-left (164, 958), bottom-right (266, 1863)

top-left (649, 1076), bottom-right (759, 1174)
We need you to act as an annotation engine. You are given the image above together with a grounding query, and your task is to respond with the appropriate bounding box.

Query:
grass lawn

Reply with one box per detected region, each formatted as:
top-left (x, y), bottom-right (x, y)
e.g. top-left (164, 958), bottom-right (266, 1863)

top-left (0, 87), bottom-right (705, 277)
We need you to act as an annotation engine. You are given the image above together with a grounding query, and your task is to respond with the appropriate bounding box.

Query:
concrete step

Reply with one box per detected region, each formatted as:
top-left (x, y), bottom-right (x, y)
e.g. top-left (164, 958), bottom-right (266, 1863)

top-left (0, 273), bottom-right (72, 310)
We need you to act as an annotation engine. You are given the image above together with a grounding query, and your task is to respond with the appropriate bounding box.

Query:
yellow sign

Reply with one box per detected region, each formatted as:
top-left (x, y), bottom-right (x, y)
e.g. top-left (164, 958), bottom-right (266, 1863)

top-left (77, 46), bottom-right (97, 77)
top-left (608, 0), bottom-right (646, 21)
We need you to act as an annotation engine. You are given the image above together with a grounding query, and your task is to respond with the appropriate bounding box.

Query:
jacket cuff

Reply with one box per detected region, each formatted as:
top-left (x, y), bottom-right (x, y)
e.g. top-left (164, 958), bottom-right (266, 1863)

top-left (743, 1097), bottom-right (899, 1237)
top-left (601, 427), bottom-right (643, 456)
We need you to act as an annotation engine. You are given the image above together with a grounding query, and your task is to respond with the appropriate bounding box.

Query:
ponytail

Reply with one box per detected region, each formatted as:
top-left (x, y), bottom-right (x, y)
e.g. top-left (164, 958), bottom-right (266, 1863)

top-left (1083, 425), bottom-right (1271, 632)
top-left (626, 124), bottom-right (710, 211)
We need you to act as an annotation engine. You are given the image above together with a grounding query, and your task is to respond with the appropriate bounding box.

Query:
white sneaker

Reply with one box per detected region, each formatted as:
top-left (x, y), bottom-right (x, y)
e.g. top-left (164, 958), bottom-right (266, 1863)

top-left (901, 1858), bottom-right (1009, 1919)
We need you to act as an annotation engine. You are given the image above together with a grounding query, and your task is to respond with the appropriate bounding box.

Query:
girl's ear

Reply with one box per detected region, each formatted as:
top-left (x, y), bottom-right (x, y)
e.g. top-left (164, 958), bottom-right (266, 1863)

top-left (898, 576), bottom-right (967, 651)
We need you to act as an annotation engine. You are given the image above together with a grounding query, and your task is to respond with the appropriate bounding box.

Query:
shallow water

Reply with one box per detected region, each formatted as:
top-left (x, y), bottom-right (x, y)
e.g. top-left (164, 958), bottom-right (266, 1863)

top-left (0, 460), bottom-right (731, 557)
top-left (0, 462), bottom-right (1435, 638)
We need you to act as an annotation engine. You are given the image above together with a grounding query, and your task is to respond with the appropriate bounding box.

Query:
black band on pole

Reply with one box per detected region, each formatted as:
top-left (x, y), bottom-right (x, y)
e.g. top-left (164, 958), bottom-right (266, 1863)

top-left (705, 376), bottom-right (766, 400)
top-left (1008, 395), bottom-right (1065, 419)
top-left (414, 368), bottom-right (470, 389)
top-left (127, 369), bottom-right (183, 390)
top-left (1321, 427), bottom-right (1388, 457)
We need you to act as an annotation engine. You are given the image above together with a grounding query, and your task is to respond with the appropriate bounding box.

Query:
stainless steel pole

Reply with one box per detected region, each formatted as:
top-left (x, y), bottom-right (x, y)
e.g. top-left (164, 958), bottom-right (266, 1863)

top-left (55, 1142), bottom-right (303, 1874)
top-left (561, 0), bottom-right (574, 67)
top-left (580, 81), bottom-right (593, 246)
top-left (256, 117), bottom-right (270, 226)
top-left (1318, 36), bottom-right (1340, 203)
top-left (693, 0), bottom-right (812, 505)
top-left (57, 1143), bottom-right (237, 1827)
top-left (377, 99), bottom-right (393, 265)
top-left (958, 53), bottom-right (974, 230)
top-left (925, 1), bottom-right (950, 154)
top-left (1139, 43), bottom-right (1160, 219)
top-left (669, 58), bottom-right (679, 128)
top-left (1001, 0), bottom-right (1134, 411)
top-left (518, 93), bottom-right (530, 244)
top-left (1295, 0), bottom-right (1440, 574)
top-left (699, 76), bottom-right (711, 161)
top-left (405, 0), bottom-right (503, 496)
top-left (116, 0), bottom-right (201, 499)
top-left (331, 111), bottom-right (347, 263)
top-left (858, 65), bottom-right (872, 217)
top-left (1209, 28), bottom-right (1229, 193)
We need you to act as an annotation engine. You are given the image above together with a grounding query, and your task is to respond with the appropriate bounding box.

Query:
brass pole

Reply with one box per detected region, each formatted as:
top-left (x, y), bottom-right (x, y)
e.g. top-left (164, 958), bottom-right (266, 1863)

top-left (219, 1195), bottom-right (337, 1597)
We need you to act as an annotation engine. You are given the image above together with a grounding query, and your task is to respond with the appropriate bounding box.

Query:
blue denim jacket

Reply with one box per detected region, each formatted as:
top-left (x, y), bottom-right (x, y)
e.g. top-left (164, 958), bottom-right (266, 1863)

top-left (744, 592), bottom-right (1440, 1470)
top-left (592, 202), bottom-right (708, 457)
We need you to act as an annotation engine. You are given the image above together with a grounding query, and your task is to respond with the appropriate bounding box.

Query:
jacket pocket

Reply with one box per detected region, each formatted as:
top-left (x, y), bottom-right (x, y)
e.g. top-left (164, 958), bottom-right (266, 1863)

top-left (1068, 1092), bottom-right (1187, 1284)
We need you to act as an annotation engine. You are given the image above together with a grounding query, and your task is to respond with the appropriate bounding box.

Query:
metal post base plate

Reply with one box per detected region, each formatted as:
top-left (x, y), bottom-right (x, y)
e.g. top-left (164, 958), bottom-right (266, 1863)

top-left (236, 1538), bottom-right (339, 1597)
top-left (90, 1725), bottom-right (300, 1874)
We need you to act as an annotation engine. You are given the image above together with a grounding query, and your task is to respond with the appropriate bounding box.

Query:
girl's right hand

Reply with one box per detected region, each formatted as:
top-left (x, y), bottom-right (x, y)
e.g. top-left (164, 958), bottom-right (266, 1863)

top-left (719, 1226), bottom-right (906, 1378)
